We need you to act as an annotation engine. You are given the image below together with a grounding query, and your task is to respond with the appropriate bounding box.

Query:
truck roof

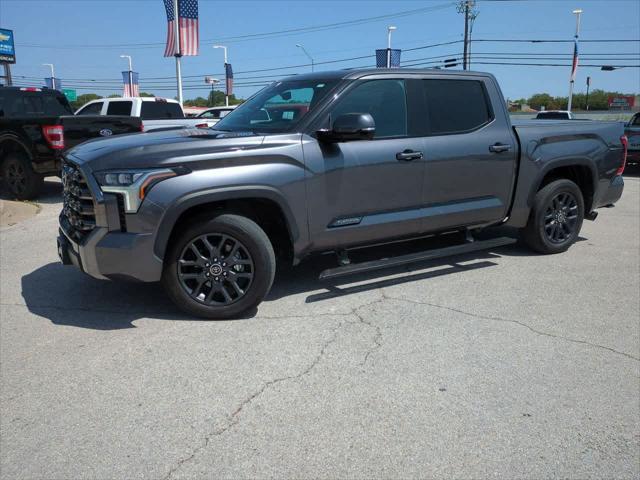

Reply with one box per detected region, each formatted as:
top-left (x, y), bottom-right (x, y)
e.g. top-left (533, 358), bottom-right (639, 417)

top-left (280, 68), bottom-right (496, 82)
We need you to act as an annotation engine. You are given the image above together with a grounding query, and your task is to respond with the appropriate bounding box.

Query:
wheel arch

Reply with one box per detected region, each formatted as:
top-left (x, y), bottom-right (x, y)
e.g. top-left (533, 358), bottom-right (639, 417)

top-left (154, 187), bottom-right (300, 264)
top-left (529, 158), bottom-right (597, 213)
top-left (0, 133), bottom-right (33, 166)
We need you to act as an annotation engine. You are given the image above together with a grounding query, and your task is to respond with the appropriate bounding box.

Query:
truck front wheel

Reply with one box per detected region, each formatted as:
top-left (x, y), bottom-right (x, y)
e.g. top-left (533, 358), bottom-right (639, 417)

top-left (522, 179), bottom-right (585, 254)
top-left (162, 214), bottom-right (276, 319)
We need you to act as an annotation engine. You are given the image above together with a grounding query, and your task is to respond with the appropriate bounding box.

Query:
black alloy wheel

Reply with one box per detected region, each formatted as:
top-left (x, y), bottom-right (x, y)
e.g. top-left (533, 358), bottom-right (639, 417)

top-left (162, 214), bottom-right (276, 319)
top-left (543, 191), bottom-right (579, 244)
top-left (5, 158), bottom-right (27, 197)
top-left (178, 233), bottom-right (255, 306)
top-left (521, 178), bottom-right (584, 254)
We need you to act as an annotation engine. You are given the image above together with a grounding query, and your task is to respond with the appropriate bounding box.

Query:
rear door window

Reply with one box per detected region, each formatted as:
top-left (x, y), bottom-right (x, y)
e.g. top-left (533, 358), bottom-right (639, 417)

top-left (423, 79), bottom-right (493, 135)
top-left (106, 101), bottom-right (132, 116)
top-left (77, 102), bottom-right (104, 115)
top-left (140, 101), bottom-right (184, 119)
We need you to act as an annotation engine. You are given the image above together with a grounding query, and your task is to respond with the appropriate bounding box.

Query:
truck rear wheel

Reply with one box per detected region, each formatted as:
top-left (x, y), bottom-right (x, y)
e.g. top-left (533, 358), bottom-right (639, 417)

top-left (522, 179), bottom-right (584, 254)
top-left (2, 152), bottom-right (44, 200)
top-left (162, 214), bottom-right (276, 319)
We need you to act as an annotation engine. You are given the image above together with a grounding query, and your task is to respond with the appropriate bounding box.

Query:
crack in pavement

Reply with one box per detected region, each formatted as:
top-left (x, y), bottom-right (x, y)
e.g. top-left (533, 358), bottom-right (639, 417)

top-left (382, 293), bottom-right (640, 362)
top-left (352, 303), bottom-right (384, 366)
top-left (161, 297), bottom-right (386, 480)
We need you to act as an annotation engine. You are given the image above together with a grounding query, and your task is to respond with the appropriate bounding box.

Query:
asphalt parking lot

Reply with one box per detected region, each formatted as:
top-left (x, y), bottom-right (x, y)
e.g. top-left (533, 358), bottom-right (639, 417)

top-left (1, 171), bottom-right (639, 479)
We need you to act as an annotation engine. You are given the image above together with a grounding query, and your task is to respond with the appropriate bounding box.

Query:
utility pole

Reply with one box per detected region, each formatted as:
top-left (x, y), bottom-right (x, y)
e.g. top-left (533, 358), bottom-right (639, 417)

top-left (462, 2), bottom-right (469, 70)
top-left (585, 76), bottom-right (591, 111)
top-left (567, 8), bottom-right (583, 112)
top-left (458, 1), bottom-right (478, 70)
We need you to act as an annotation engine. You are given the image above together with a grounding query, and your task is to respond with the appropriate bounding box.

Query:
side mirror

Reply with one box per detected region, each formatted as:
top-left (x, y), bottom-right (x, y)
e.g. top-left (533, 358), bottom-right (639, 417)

top-left (317, 113), bottom-right (375, 143)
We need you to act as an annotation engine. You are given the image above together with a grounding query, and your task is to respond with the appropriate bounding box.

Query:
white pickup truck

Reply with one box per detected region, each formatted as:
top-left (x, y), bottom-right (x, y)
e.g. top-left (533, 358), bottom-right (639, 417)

top-left (75, 97), bottom-right (212, 132)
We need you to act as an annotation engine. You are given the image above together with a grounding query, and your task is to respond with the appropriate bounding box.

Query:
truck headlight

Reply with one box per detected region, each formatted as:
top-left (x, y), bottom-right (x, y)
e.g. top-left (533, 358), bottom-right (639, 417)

top-left (94, 168), bottom-right (182, 213)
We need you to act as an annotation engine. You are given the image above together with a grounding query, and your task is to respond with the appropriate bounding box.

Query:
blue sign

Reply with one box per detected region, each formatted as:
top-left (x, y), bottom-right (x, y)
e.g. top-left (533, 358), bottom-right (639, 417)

top-left (0, 28), bottom-right (16, 64)
top-left (376, 48), bottom-right (401, 68)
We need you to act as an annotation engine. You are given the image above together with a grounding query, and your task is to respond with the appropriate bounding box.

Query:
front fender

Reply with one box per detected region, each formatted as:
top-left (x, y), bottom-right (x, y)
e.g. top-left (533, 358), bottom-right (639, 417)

top-left (152, 185), bottom-right (303, 261)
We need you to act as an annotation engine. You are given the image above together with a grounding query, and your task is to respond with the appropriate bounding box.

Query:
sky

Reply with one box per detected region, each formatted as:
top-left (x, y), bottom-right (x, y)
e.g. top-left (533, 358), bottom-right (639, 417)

top-left (1, 0), bottom-right (639, 102)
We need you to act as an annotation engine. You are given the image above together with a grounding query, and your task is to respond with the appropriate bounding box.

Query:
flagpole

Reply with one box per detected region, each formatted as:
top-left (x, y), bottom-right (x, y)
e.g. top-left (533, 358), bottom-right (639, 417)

top-left (567, 8), bottom-right (582, 113)
top-left (173, 0), bottom-right (183, 105)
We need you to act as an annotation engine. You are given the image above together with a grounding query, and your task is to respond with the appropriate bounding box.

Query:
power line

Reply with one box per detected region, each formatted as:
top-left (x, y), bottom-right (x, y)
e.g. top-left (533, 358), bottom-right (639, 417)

top-left (16, 3), bottom-right (456, 50)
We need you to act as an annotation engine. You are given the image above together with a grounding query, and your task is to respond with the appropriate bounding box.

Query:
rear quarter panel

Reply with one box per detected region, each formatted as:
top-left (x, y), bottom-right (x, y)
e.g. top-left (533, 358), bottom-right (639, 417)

top-left (507, 120), bottom-right (625, 227)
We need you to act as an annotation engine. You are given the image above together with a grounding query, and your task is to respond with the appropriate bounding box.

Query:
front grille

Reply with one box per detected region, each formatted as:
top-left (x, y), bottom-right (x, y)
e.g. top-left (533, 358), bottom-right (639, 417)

top-left (115, 193), bottom-right (127, 232)
top-left (61, 161), bottom-right (96, 243)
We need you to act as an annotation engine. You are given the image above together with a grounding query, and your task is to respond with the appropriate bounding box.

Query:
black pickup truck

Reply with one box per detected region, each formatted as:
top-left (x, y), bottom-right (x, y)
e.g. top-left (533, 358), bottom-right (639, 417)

top-left (0, 87), bottom-right (142, 199)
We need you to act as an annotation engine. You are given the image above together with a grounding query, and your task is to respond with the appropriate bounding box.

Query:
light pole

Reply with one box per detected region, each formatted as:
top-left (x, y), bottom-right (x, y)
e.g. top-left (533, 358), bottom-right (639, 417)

top-left (386, 26), bottom-right (396, 68)
top-left (296, 44), bottom-right (314, 72)
top-left (43, 63), bottom-right (55, 89)
top-left (567, 8), bottom-right (583, 112)
top-left (120, 55), bottom-right (134, 97)
top-left (213, 45), bottom-right (229, 106)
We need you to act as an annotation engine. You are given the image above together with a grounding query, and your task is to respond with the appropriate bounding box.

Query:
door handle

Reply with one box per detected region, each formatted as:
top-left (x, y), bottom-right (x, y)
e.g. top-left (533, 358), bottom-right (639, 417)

top-left (489, 143), bottom-right (512, 153)
top-left (396, 149), bottom-right (423, 161)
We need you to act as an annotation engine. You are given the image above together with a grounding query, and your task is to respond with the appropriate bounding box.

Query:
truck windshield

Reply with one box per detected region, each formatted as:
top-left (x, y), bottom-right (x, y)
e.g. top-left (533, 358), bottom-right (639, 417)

top-left (214, 79), bottom-right (338, 133)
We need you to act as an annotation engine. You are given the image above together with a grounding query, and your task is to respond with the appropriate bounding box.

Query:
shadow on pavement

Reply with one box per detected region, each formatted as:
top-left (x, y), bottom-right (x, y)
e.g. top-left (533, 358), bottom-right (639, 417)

top-left (1, 178), bottom-right (62, 205)
top-left (21, 231), bottom-right (535, 330)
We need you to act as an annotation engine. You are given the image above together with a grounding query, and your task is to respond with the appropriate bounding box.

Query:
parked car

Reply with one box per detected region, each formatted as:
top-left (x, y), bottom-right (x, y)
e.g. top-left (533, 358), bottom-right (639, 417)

top-left (75, 97), bottom-right (210, 132)
top-left (535, 110), bottom-right (574, 120)
top-left (0, 86), bottom-right (142, 199)
top-left (57, 69), bottom-right (627, 319)
top-left (196, 105), bottom-right (237, 125)
top-left (624, 112), bottom-right (640, 164)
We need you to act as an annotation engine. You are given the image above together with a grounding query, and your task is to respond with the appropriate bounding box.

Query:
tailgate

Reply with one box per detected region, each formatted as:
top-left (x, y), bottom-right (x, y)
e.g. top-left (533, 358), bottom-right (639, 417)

top-left (59, 115), bottom-right (142, 149)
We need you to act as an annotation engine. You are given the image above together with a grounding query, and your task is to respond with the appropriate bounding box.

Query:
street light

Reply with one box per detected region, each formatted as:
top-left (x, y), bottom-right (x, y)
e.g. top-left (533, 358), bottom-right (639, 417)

top-left (295, 44), bottom-right (314, 72)
top-left (213, 45), bottom-right (229, 106)
top-left (42, 63), bottom-right (55, 89)
top-left (386, 26), bottom-right (397, 68)
top-left (387, 25), bottom-right (397, 50)
top-left (120, 55), bottom-right (134, 97)
top-left (601, 65), bottom-right (625, 71)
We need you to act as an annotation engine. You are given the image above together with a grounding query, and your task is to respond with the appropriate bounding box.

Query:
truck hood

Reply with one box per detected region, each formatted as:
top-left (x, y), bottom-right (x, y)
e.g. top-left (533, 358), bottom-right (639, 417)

top-left (67, 128), bottom-right (266, 172)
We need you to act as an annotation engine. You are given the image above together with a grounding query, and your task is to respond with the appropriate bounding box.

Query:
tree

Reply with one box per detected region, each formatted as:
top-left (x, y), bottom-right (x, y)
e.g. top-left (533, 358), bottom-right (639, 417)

top-left (139, 92), bottom-right (155, 97)
top-left (183, 96), bottom-right (209, 107)
top-left (70, 93), bottom-right (102, 110)
top-left (527, 93), bottom-right (559, 111)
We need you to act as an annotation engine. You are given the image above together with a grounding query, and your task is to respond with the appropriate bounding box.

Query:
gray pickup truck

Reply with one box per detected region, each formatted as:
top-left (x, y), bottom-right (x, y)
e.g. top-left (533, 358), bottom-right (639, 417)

top-left (57, 69), bottom-right (627, 319)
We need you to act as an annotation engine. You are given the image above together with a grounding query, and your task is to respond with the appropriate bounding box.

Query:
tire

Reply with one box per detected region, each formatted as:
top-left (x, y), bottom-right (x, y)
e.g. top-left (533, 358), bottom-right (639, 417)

top-left (521, 179), bottom-right (585, 254)
top-left (1, 152), bottom-right (44, 200)
top-left (162, 214), bottom-right (276, 319)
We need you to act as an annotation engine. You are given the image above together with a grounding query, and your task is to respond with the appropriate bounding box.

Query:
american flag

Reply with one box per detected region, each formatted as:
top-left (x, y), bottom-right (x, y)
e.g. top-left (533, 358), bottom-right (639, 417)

top-left (570, 39), bottom-right (579, 82)
top-left (122, 71), bottom-right (140, 97)
top-left (163, 0), bottom-right (199, 57)
top-left (225, 63), bottom-right (233, 96)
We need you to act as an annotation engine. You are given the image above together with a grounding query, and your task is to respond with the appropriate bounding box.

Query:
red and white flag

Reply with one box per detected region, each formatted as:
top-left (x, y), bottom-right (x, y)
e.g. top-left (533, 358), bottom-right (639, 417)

top-left (570, 39), bottom-right (579, 82)
top-left (163, 0), bottom-right (199, 57)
